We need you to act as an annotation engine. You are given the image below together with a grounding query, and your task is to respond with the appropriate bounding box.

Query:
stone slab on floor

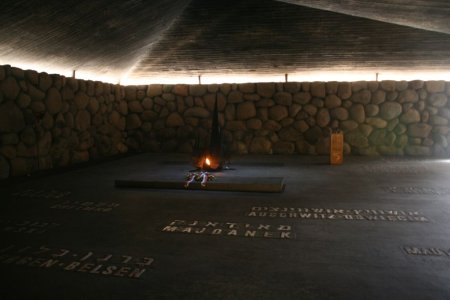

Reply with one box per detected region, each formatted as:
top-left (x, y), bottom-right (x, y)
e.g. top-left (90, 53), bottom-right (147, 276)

top-left (115, 176), bottom-right (285, 193)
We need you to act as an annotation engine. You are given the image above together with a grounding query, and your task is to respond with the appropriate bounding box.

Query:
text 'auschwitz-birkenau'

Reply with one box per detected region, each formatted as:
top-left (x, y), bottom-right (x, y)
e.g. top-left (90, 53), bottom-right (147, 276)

top-left (247, 207), bottom-right (429, 222)
top-left (0, 245), bottom-right (153, 279)
top-left (50, 200), bottom-right (120, 213)
top-left (162, 220), bottom-right (295, 239)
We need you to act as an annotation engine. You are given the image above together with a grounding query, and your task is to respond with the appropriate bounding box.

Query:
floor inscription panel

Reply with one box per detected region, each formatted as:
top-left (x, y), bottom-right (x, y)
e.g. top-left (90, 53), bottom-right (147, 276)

top-left (0, 245), bottom-right (152, 279)
top-left (162, 220), bottom-right (295, 239)
top-left (247, 207), bottom-right (429, 222)
top-left (1, 219), bottom-right (60, 234)
top-left (12, 189), bottom-right (71, 199)
top-left (403, 246), bottom-right (450, 257)
top-left (382, 186), bottom-right (450, 196)
top-left (50, 200), bottom-right (120, 213)
top-left (362, 165), bottom-right (428, 175)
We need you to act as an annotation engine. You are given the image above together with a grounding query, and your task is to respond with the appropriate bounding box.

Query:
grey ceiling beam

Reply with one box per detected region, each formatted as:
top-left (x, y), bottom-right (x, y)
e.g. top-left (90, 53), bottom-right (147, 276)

top-left (275, 0), bottom-right (450, 34)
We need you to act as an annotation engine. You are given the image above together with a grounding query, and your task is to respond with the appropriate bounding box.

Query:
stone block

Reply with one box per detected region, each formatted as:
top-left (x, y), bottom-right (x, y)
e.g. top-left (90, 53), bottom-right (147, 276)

top-left (351, 90), bottom-right (371, 105)
top-left (17, 93), bottom-right (31, 109)
top-left (365, 104), bottom-right (379, 117)
top-left (246, 118), bottom-right (262, 130)
top-left (70, 110), bottom-right (89, 132)
top-left (398, 89), bottom-right (418, 103)
top-left (289, 104), bottom-right (302, 118)
top-left (293, 92), bottom-right (311, 104)
top-left (226, 121), bottom-right (246, 131)
top-left (184, 107), bottom-right (209, 118)
top-left (1, 76), bottom-right (20, 100)
top-left (310, 82), bottom-right (326, 98)
top-left (405, 145), bottom-right (431, 156)
top-left (284, 82), bottom-right (301, 93)
top-left (366, 117), bottom-right (387, 128)
top-left (249, 137), bottom-right (272, 154)
top-left (325, 95), bottom-right (341, 108)
top-left (380, 81), bottom-right (396, 92)
top-left (269, 105), bottom-right (288, 121)
top-left (124, 86), bottom-right (137, 101)
top-left (189, 85), bottom-right (207, 97)
top-left (425, 81), bottom-right (446, 93)
top-left (351, 81), bottom-right (367, 92)
top-left (38, 73), bottom-right (52, 91)
top-left (400, 109), bottom-right (420, 124)
top-left (228, 91), bottom-right (243, 103)
top-left (316, 108), bottom-right (330, 127)
top-left (239, 83), bottom-right (255, 93)
top-left (264, 120), bottom-right (282, 131)
top-left (330, 107), bottom-right (348, 121)
top-left (274, 92), bottom-right (292, 105)
top-left (273, 141), bottom-right (295, 154)
top-left (256, 83), bottom-right (275, 98)
top-left (371, 90), bottom-right (386, 105)
top-left (74, 91), bottom-right (89, 109)
top-left (408, 123), bottom-right (432, 138)
top-left (345, 130), bottom-right (369, 148)
top-left (279, 127), bottom-right (302, 142)
top-left (349, 104), bottom-right (365, 123)
top-left (0, 101), bottom-right (25, 132)
top-left (428, 93), bottom-right (447, 107)
top-left (45, 87), bottom-right (62, 114)
top-left (337, 82), bottom-right (352, 99)
top-left (166, 112), bottom-right (184, 127)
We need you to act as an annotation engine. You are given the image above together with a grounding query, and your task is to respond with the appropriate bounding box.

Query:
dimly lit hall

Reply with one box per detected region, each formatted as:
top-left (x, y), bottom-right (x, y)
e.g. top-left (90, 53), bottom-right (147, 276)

top-left (1, 1), bottom-right (450, 299)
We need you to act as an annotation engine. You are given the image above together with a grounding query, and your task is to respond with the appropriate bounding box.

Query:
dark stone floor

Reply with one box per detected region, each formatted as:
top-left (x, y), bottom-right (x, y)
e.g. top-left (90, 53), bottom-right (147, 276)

top-left (0, 153), bottom-right (450, 299)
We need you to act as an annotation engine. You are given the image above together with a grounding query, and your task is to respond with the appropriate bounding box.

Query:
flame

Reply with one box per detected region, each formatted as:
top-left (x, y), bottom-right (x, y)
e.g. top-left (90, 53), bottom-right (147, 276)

top-left (205, 157), bottom-right (211, 166)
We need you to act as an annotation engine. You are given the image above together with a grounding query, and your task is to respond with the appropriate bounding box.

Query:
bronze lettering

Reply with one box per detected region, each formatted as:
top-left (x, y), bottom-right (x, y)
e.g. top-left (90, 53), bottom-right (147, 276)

top-left (78, 263), bottom-right (95, 272)
top-left (90, 264), bottom-right (103, 274)
top-left (244, 230), bottom-right (256, 237)
top-left (40, 259), bottom-right (59, 268)
top-left (226, 223), bottom-right (238, 229)
top-left (114, 267), bottom-right (131, 277)
top-left (28, 257), bottom-right (46, 267)
top-left (64, 261), bottom-right (80, 270)
top-left (258, 224), bottom-right (270, 230)
top-left (169, 220), bottom-right (185, 226)
top-left (280, 232), bottom-right (291, 239)
top-left (263, 232), bottom-right (273, 238)
top-left (181, 227), bottom-right (192, 233)
top-left (162, 226), bottom-right (179, 232)
top-left (278, 225), bottom-right (291, 231)
top-left (102, 265), bottom-right (117, 275)
top-left (128, 268), bottom-right (146, 279)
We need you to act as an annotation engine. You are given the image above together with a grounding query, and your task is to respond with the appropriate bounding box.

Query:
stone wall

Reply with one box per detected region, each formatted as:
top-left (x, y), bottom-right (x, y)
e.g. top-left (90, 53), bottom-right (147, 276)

top-left (125, 80), bottom-right (450, 157)
top-left (0, 65), bottom-right (128, 178)
top-left (1, 64), bottom-right (450, 178)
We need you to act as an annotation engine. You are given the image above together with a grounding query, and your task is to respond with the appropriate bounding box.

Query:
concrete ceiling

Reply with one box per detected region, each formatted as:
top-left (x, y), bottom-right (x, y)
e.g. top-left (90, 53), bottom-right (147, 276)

top-left (0, 0), bottom-right (449, 83)
top-left (277, 0), bottom-right (450, 34)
